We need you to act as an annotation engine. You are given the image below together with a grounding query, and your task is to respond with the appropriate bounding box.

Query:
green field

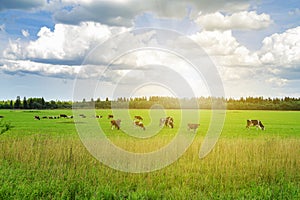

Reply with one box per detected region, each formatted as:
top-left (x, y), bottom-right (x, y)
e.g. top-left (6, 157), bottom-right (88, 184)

top-left (0, 109), bottom-right (299, 199)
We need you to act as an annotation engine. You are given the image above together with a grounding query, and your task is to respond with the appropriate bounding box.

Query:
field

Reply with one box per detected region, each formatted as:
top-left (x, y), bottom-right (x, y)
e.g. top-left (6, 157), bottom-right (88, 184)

top-left (0, 109), bottom-right (300, 199)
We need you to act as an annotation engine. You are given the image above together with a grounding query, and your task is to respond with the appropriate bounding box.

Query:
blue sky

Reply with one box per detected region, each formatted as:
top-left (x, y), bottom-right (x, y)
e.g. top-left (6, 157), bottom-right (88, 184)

top-left (0, 0), bottom-right (299, 101)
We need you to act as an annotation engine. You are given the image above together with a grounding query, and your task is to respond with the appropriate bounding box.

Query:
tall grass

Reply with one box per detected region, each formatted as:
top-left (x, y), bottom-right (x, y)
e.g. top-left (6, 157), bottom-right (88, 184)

top-left (0, 134), bottom-right (299, 199)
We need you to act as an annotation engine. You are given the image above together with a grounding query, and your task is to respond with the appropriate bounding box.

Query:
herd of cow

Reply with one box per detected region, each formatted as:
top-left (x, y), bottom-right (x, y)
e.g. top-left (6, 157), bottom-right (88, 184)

top-left (33, 114), bottom-right (265, 132)
top-left (34, 114), bottom-right (73, 120)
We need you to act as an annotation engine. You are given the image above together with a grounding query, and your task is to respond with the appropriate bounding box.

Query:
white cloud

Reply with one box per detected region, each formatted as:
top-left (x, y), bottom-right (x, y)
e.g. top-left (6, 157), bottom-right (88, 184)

top-left (50, 0), bottom-right (251, 26)
top-left (259, 26), bottom-right (300, 67)
top-left (0, 24), bottom-right (5, 32)
top-left (196, 11), bottom-right (272, 31)
top-left (189, 30), bottom-right (260, 67)
top-left (3, 22), bottom-right (123, 61)
top-left (0, 59), bottom-right (81, 78)
top-left (266, 77), bottom-right (288, 87)
top-left (21, 29), bottom-right (30, 37)
top-left (288, 8), bottom-right (300, 16)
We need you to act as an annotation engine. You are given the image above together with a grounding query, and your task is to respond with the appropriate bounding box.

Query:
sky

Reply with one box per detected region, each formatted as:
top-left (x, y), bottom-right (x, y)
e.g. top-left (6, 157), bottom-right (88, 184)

top-left (0, 0), bottom-right (299, 101)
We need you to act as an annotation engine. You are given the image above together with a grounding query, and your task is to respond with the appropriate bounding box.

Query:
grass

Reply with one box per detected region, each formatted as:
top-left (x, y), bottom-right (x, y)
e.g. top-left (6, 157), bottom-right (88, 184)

top-left (0, 109), bottom-right (299, 199)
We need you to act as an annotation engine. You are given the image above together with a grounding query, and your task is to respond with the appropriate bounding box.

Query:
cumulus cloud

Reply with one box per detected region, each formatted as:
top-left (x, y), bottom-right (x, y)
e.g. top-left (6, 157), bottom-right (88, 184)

top-left (0, 59), bottom-right (81, 78)
top-left (51, 0), bottom-right (251, 26)
top-left (189, 30), bottom-right (260, 67)
top-left (259, 26), bottom-right (300, 67)
top-left (3, 22), bottom-right (123, 61)
top-left (196, 11), bottom-right (272, 31)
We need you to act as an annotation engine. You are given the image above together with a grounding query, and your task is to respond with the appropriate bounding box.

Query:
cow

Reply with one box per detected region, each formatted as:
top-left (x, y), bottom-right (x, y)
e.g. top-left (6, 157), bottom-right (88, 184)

top-left (0, 116), bottom-right (4, 118)
top-left (187, 123), bottom-right (200, 133)
top-left (34, 116), bottom-right (40, 120)
top-left (111, 119), bottom-right (121, 130)
top-left (42, 116), bottom-right (48, 119)
top-left (96, 115), bottom-right (102, 118)
top-left (108, 114), bottom-right (114, 119)
top-left (134, 115), bottom-right (143, 120)
top-left (79, 114), bottom-right (86, 118)
top-left (60, 114), bottom-right (68, 118)
top-left (133, 120), bottom-right (146, 130)
top-left (159, 117), bottom-right (174, 128)
top-left (246, 119), bottom-right (265, 130)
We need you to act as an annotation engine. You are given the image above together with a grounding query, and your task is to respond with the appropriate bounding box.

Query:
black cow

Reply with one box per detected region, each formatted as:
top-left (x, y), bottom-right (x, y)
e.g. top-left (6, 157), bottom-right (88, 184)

top-left (60, 114), bottom-right (68, 118)
top-left (246, 119), bottom-right (265, 130)
top-left (188, 123), bottom-right (200, 132)
top-left (134, 115), bottom-right (143, 120)
top-left (42, 116), bottom-right (48, 119)
top-left (0, 116), bottom-right (4, 118)
top-left (134, 120), bottom-right (146, 130)
top-left (108, 114), bottom-right (114, 119)
top-left (111, 119), bottom-right (121, 130)
top-left (96, 115), bottom-right (102, 118)
top-left (34, 116), bottom-right (40, 120)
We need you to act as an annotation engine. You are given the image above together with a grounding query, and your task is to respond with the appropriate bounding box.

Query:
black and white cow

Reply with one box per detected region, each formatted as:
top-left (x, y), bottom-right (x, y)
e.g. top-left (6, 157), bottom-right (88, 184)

top-left (187, 123), bottom-right (200, 132)
top-left (34, 116), bottom-right (40, 120)
top-left (246, 119), bottom-right (265, 130)
top-left (133, 120), bottom-right (146, 130)
top-left (108, 114), bottom-right (114, 119)
top-left (159, 117), bottom-right (174, 128)
top-left (111, 119), bottom-right (121, 130)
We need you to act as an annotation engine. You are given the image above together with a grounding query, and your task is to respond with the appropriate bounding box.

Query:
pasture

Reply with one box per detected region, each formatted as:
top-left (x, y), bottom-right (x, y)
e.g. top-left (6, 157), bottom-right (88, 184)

top-left (0, 109), bottom-right (299, 199)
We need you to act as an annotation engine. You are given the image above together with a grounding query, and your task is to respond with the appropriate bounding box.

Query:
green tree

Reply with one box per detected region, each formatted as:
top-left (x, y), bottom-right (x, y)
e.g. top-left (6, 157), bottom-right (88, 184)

top-left (23, 97), bottom-right (28, 109)
top-left (14, 96), bottom-right (21, 109)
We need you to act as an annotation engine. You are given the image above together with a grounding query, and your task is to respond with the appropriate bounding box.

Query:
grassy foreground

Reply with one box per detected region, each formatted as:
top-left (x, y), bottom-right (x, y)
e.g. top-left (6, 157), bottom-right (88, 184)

top-left (0, 109), bottom-right (299, 199)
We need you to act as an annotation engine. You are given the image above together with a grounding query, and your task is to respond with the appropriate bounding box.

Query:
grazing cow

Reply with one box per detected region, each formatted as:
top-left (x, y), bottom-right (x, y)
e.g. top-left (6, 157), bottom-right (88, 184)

top-left (79, 114), bottom-right (86, 118)
top-left (0, 116), bottom-right (4, 118)
top-left (159, 117), bottom-right (174, 128)
top-left (96, 115), bottom-right (102, 118)
top-left (111, 119), bottom-right (121, 130)
top-left (187, 123), bottom-right (200, 132)
top-left (133, 120), bottom-right (146, 130)
top-left (108, 114), bottom-right (114, 119)
top-left (134, 115), bottom-right (143, 120)
top-left (60, 114), bottom-right (68, 118)
top-left (246, 119), bottom-right (265, 130)
top-left (42, 116), bottom-right (47, 119)
top-left (34, 116), bottom-right (40, 120)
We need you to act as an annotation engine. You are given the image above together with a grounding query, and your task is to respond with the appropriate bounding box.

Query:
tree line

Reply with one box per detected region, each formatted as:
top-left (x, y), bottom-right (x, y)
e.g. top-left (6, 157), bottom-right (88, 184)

top-left (0, 96), bottom-right (300, 110)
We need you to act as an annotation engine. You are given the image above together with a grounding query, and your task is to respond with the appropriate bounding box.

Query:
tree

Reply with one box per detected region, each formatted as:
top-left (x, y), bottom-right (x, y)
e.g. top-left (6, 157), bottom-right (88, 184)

top-left (9, 100), bottom-right (13, 109)
top-left (14, 96), bottom-right (21, 109)
top-left (23, 97), bottom-right (28, 109)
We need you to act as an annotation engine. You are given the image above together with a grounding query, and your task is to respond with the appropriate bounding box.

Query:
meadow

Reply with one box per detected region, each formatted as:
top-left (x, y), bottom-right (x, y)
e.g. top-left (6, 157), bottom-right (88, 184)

top-left (0, 109), bottom-right (299, 199)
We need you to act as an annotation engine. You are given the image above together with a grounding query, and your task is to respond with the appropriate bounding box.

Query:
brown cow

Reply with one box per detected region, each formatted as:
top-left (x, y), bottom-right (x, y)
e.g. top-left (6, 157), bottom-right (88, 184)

top-left (111, 119), bottom-right (121, 130)
top-left (188, 123), bottom-right (200, 132)
top-left (134, 115), bottom-right (143, 120)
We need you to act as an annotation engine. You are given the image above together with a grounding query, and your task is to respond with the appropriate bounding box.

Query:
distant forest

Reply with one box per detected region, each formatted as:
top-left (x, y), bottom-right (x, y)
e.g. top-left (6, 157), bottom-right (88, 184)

top-left (0, 96), bottom-right (300, 110)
